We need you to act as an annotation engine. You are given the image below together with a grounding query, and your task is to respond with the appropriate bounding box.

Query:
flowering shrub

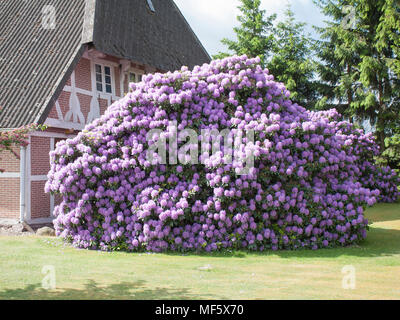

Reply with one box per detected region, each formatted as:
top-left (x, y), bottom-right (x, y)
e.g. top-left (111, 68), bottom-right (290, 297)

top-left (361, 166), bottom-right (400, 203)
top-left (46, 55), bottom-right (397, 252)
top-left (355, 135), bottom-right (400, 203)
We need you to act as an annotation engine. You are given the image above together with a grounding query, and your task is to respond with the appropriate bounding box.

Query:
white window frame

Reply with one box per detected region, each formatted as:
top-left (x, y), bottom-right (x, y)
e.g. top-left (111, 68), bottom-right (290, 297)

top-left (128, 70), bottom-right (144, 84)
top-left (95, 63), bottom-right (115, 95)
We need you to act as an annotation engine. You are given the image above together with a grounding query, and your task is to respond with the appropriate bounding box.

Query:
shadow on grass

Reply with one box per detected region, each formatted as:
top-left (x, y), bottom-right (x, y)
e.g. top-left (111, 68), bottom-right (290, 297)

top-left (271, 227), bottom-right (400, 259)
top-left (365, 201), bottom-right (400, 223)
top-left (164, 204), bottom-right (400, 259)
top-left (163, 226), bottom-right (400, 260)
top-left (0, 279), bottom-right (213, 300)
top-left (165, 251), bottom-right (247, 259)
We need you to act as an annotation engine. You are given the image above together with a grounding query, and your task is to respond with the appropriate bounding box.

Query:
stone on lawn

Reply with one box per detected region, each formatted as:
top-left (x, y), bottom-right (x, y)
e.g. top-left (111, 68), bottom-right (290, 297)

top-left (198, 264), bottom-right (213, 271)
top-left (36, 227), bottom-right (56, 237)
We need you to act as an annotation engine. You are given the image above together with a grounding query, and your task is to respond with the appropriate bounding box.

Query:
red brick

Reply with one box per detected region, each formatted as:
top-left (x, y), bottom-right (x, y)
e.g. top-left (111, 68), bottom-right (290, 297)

top-left (31, 181), bottom-right (50, 219)
top-left (31, 136), bottom-right (51, 175)
top-left (0, 178), bottom-right (19, 219)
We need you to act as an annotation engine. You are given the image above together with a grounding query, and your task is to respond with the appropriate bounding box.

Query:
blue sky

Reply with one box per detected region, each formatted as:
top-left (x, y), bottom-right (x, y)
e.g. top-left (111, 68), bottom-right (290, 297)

top-left (174, 0), bottom-right (327, 57)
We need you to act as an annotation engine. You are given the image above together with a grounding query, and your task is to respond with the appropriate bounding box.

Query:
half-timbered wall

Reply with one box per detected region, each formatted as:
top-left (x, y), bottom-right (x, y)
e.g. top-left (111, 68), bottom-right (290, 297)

top-left (0, 50), bottom-right (151, 222)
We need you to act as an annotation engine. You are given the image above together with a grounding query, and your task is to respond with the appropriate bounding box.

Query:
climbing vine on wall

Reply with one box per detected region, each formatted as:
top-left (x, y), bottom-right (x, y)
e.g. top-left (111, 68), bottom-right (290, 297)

top-left (0, 107), bottom-right (46, 172)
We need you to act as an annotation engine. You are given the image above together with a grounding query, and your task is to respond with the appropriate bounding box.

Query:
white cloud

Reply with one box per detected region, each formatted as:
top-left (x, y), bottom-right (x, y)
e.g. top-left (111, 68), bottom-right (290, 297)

top-left (174, 0), bottom-right (325, 56)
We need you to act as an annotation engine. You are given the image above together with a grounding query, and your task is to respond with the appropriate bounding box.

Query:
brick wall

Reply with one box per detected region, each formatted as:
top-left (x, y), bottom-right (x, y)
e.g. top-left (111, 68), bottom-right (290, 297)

top-left (1, 54), bottom-right (153, 221)
top-left (0, 178), bottom-right (19, 219)
top-left (77, 93), bottom-right (92, 121)
top-left (99, 98), bottom-right (108, 115)
top-left (11, 54), bottom-right (153, 221)
top-left (30, 135), bottom-right (51, 220)
top-left (46, 54), bottom-right (151, 124)
top-left (48, 90), bottom-right (71, 119)
top-left (0, 147), bottom-right (20, 219)
top-left (0, 147), bottom-right (20, 172)
top-left (31, 136), bottom-right (51, 176)
top-left (31, 180), bottom-right (50, 219)
top-left (75, 58), bottom-right (92, 92)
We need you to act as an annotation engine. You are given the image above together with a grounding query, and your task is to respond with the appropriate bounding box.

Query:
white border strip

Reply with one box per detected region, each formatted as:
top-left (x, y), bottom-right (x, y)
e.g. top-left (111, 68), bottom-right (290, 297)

top-left (44, 118), bottom-right (85, 130)
top-left (31, 175), bottom-right (48, 182)
top-left (0, 172), bottom-right (20, 178)
top-left (25, 136), bottom-right (31, 221)
top-left (30, 131), bottom-right (75, 139)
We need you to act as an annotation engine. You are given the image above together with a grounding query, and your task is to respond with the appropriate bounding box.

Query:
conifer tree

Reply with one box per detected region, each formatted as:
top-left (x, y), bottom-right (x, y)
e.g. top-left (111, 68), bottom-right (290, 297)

top-left (268, 6), bottom-right (317, 108)
top-left (213, 0), bottom-right (276, 67)
top-left (315, 0), bottom-right (400, 150)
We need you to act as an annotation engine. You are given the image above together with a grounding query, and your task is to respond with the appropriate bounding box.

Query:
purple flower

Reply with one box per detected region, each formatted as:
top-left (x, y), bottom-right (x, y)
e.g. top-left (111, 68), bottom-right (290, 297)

top-left (45, 54), bottom-right (398, 254)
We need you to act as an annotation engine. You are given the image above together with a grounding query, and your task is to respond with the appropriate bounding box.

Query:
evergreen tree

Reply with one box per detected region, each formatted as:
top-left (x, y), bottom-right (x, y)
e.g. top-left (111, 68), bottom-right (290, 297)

top-left (268, 6), bottom-right (318, 108)
top-left (213, 0), bottom-right (276, 67)
top-left (376, 0), bottom-right (400, 76)
top-left (315, 0), bottom-right (400, 150)
top-left (313, 0), bottom-right (362, 121)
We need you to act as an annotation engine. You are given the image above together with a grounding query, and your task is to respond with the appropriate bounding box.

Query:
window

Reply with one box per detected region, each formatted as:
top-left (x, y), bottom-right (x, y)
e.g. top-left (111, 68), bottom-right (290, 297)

top-left (95, 64), bottom-right (113, 94)
top-left (129, 72), bottom-right (143, 83)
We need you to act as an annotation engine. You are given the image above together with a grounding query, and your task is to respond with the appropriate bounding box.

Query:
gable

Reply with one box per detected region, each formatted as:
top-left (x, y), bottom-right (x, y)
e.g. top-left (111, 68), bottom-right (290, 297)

top-left (91, 0), bottom-right (210, 72)
top-left (0, 0), bottom-right (210, 129)
top-left (0, 0), bottom-right (86, 129)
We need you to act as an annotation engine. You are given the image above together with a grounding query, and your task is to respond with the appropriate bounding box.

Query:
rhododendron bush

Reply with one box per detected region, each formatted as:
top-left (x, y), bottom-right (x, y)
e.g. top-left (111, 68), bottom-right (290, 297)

top-left (45, 55), bottom-right (399, 252)
top-left (357, 141), bottom-right (400, 203)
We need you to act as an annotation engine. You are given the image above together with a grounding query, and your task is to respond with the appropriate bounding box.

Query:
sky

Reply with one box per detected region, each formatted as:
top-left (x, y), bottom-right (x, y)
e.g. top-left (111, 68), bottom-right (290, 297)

top-left (174, 0), bottom-right (327, 57)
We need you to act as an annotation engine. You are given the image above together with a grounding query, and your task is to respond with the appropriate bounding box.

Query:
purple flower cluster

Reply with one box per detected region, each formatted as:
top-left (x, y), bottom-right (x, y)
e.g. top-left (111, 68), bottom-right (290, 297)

top-left (45, 55), bottom-right (399, 252)
top-left (361, 165), bottom-right (400, 203)
top-left (353, 135), bottom-right (400, 203)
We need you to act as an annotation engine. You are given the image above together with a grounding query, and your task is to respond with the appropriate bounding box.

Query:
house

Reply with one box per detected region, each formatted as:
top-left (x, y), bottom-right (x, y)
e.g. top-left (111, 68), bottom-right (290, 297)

top-left (0, 0), bottom-right (210, 225)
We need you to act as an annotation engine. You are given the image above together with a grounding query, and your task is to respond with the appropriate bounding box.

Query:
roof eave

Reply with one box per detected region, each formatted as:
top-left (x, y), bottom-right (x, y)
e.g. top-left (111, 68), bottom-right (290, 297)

top-left (170, 0), bottom-right (211, 61)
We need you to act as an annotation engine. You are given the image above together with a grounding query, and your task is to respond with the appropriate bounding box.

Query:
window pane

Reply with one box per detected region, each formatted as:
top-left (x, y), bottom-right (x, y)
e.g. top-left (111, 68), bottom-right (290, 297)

top-left (104, 66), bottom-right (111, 75)
top-left (95, 64), bottom-right (102, 73)
top-left (96, 74), bottom-right (102, 82)
top-left (105, 75), bottom-right (111, 84)
top-left (106, 84), bottom-right (112, 93)
top-left (129, 73), bottom-right (136, 83)
top-left (138, 74), bottom-right (143, 82)
top-left (97, 83), bottom-right (103, 92)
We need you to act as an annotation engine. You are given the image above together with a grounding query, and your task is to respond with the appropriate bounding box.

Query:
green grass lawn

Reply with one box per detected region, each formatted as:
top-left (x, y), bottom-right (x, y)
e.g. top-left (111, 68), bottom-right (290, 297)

top-left (0, 203), bottom-right (399, 300)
